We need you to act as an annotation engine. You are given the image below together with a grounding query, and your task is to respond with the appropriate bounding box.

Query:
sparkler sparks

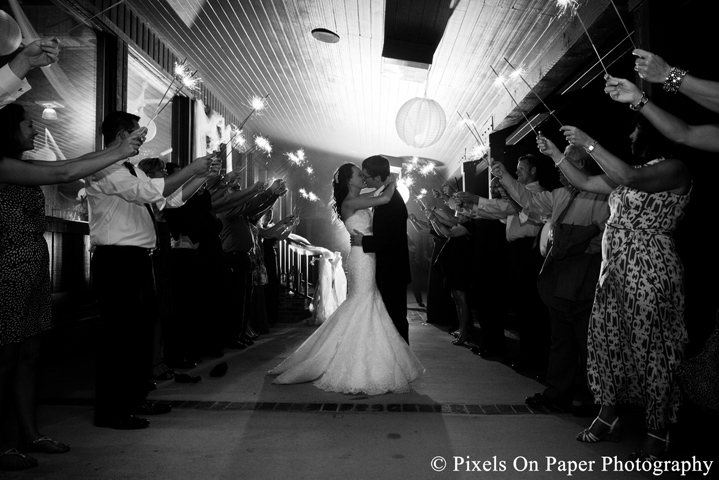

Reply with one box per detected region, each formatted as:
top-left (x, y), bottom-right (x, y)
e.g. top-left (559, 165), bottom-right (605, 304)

top-left (298, 188), bottom-right (320, 202)
top-left (556, 0), bottom-right (578, 18)
top-left (306, 166), bottom-right (314, 175)
top-left (509, 64), bottom-right (526, 80)
top-left (181, 71), bottom-right (201, 91)
top-left (249, 95), bottom-right (268, 111)
top-left (468, 144), bottom-right (488, 160)
top-left (419, 163), bottom-right (435, 177)
top-left (254, 135), bottom-right (272, 155)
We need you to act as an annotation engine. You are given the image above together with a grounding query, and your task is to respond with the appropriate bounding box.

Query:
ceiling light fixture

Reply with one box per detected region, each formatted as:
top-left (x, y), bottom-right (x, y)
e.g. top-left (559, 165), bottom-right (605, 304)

top-left (35, 101), bottom-right (65, 121)
top-left (311, 28), bottom-right (340, 44)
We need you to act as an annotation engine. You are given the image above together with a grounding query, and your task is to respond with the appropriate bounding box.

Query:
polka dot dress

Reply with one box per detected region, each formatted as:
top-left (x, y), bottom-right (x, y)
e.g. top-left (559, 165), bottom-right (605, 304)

top-left (0, 184), bottom-right (52, 345)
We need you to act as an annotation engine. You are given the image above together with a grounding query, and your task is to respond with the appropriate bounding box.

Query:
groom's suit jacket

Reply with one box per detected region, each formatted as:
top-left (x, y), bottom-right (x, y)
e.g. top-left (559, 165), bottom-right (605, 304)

top-left (362, 189), bottom-right (411, 288)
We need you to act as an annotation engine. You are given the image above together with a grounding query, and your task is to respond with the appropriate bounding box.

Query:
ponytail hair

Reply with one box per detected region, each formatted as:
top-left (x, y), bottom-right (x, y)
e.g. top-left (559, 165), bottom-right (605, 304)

top-left (329, 163), bottom-right (357, 223)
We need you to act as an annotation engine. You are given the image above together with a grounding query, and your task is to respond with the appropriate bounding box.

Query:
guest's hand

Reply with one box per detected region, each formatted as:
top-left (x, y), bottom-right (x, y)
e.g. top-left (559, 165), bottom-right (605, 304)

top-left (349, 229), bottom-right (364, 247)
top-left (454, 191), bottom-right (479, 205)
top-left (490, 161), bottom-right (508, 179)
top-left (431, 188), bottom-right (443, 199)
top-left (560, 126), bottom-right (593, 150)
top-left (252, 181), bottom-right (265, 192)
top-left (188, 153), bottom-right (215, 175)
top-left (18, 38), bottom-right (60, 68)
top-left (385, 174), bottom-right (396, 186)
top-left (205, 156), bottom-right (222, 177)
top-left (604, 75), bottom-right (643, 104)
top-left (117, 127), bottom-right (146, 158)
top-left (409, 213), bottom-right (417, 222)
top-left (633, 48), bottom-right (671, 83)
top-left (536, 132), bottom-right (562, 159)
top-left (269, 179), bottom-right (285, 194)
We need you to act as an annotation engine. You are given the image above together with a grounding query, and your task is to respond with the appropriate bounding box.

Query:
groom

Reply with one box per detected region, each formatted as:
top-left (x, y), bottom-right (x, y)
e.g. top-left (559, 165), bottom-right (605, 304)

top-left (351, 155), bottom-right (411, 344)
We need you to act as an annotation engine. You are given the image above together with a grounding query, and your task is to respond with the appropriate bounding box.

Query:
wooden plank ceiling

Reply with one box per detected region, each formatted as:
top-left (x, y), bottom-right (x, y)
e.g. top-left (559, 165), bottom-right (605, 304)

top-left (128, 0), bottom-right (619, 176)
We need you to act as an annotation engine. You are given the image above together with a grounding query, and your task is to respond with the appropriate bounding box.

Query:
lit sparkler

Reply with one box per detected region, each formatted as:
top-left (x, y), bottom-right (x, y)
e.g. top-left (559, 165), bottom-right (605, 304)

top-left (557, 0), bottom-right (609, 75)
top-left (148, 66), bottom-right (200, 124)
top-left (306, 166), bottom-right (314, 176)
top-left (490, 65), bottom-right (538, 136)
top-left (278, 148), bottom-right (307, 176)
top-left (298, 188), bottom-right (320, 202)
top-left (237, 93), bottom-right (270, 131)
top-left (254, 135), bottom-right (272, 156)
top-left (503, 57), bottom-right (563, 127)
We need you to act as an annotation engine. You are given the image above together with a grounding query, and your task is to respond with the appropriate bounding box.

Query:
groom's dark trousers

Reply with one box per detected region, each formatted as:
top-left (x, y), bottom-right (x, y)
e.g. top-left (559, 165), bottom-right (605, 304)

top-left (362, 190), bottom-right (411, 343)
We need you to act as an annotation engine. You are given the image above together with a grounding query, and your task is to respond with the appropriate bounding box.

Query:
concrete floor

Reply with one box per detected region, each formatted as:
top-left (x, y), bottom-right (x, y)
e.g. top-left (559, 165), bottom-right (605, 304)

top-left (3, 301), bottom-right (716, 480)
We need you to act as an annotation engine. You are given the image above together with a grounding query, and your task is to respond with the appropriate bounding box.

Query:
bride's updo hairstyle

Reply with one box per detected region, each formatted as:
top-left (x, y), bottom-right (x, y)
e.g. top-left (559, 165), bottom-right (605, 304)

top-left (330, 162), bottom-right (357, 223)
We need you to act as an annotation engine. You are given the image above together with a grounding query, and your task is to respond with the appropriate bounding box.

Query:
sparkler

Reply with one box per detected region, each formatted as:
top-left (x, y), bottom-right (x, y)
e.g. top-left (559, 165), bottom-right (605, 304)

top-left (237, 94), bottom-right (270, 131)
top-left (278, 148), bottom-right (306, 177)
top-left (557, 0), bottom-right (609, 75)
top-left (466, 112), bottom-right (486, 146)
top-left (490, 66), bottom-right (538, 136)
top-left (609, 0), bottom-right (637, 50)
top-left (69, 0), bottom-right (128, 32)
top-left (147, 59), bottom-right (186, 122)
top-left (298, 188), bottom-right (320, 202)
top-left (456, 111), bottom-right (484, 145)
top-left (503, 57), bottom-right (564, 127)
top-left (147, 69), bottom-right (201, 124)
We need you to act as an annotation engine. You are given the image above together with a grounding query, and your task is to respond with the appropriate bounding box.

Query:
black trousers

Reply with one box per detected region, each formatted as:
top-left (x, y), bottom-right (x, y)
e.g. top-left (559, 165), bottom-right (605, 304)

top-left (91, 246), bottom-right (156, 420)
top-left (543, 304), bottom-right (593, 405)
top-left (222, 251), bottom-right (253, 341)
top-left (378, 280), bottom-right (409, 344)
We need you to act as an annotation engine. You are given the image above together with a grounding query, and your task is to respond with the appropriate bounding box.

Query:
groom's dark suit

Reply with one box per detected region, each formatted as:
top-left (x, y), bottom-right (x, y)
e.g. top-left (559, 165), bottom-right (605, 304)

top-left (361, 189), bottom-right (411, 343)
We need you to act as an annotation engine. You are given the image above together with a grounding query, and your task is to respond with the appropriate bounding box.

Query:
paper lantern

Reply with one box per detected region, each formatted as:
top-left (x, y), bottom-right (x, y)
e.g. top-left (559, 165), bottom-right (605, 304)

top-left (0, 10), bottom-right (22, 56)
top-left (395, 97), bottom-right (446, 148)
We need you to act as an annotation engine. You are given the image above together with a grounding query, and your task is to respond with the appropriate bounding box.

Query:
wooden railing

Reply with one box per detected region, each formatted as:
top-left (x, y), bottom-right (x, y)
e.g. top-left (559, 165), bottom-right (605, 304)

top-left (276, 238), bottom-right (321, 299)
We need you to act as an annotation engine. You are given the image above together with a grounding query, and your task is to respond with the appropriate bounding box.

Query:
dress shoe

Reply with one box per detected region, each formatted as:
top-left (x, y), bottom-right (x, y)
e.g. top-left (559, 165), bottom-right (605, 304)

top-left (417, 302), bottom-right (426, 308)
top-left (132, 401), bottom-right (172, 415)
top-left (94, 415), bottom-right (149, 430)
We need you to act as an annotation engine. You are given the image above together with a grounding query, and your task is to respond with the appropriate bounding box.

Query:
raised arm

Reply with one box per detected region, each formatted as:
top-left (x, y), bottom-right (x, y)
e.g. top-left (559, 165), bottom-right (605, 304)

top-left (0, 128), bottom-right (144, 186)
top-left (161, 153), bottom-right (214, 196)
top-left (605, 75), bottom-right (719, 152)
top-left (536, 133), bottom-right (615, 195)
top-left (634, 48), bottom-right (719, 113)
top-left (560, 126), bottom-right (690, 195)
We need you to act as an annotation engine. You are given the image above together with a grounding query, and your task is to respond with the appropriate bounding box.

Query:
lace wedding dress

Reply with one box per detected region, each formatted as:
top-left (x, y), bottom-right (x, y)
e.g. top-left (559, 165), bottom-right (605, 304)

top-left (269, 209), bottom-right (424, 395)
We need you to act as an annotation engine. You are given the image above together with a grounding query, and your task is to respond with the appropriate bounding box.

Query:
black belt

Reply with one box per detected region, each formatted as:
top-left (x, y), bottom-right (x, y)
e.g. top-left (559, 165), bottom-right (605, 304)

top-left (94, 245), bottom-right (155, 255)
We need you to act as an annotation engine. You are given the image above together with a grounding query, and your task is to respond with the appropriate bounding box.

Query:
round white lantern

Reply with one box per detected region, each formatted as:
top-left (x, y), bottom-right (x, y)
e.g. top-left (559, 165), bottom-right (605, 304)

top-left (395, 97), bottom-right (447, 148)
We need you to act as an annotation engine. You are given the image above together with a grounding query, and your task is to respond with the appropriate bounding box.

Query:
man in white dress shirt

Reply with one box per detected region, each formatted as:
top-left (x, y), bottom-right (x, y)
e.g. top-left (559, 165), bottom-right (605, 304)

top-left (86, 111), bottom-right (213, 429)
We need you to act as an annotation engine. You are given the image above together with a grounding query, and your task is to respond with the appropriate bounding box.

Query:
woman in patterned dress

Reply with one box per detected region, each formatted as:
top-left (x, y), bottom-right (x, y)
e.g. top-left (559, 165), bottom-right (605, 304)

top-left (0, 104), bottom-right (143, 471)
top-left (537, 120), bottom-right (691, 461)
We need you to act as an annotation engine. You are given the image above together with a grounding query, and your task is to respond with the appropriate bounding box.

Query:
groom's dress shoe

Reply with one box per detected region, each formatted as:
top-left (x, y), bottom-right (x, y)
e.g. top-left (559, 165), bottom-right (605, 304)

top-left (94, 415), bottom-right (149, 430)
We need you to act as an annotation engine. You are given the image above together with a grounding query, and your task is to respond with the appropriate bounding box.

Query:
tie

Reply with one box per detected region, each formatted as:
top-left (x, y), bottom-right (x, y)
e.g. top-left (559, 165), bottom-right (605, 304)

top-left (124, 162), bottom-right (160, 248)
top-left (539, 188), bottom-right (579, 273)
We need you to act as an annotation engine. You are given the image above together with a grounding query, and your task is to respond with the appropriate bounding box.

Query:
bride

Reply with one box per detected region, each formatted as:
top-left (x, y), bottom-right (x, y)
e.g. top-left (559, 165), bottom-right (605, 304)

top-left (268, 163), bottom-right (424, 395)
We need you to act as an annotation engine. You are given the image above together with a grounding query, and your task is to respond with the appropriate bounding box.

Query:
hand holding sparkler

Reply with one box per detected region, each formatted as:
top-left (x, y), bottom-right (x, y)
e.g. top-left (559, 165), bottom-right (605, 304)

top-left (604, 75), bottom-right (644, 105)
top-left (632, 49), bottom-right (672, 84)
top-left (268, 178), bottom-right (286, 194)
top-left (560, 126), bottom-right (594, 151)
top-left (490, 161), bottom-right (509, 179)
top-left (17, 38), bottom-right (60, 70)
top-left (187, 152), bottom-right (216, 176)
top-left (536, 132), bottom-right (563, 162)
top-left (116, 127), bottom-right (147, 158)
top-left (454, 191), bottom-right (479, 206)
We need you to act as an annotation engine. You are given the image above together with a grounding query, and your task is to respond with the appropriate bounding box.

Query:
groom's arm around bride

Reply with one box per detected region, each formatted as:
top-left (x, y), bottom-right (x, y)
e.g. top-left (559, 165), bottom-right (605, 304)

top-left (354, 155), bottom-right (411, 344)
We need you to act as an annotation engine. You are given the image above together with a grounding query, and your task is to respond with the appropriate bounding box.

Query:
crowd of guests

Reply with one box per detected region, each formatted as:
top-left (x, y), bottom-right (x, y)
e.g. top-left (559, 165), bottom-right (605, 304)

top-left (414, 47), bottom-right (718, 461)
top-left (2, 33), bottom-right (718, 471)
top-left (0, 39), bottom-right (299, 471)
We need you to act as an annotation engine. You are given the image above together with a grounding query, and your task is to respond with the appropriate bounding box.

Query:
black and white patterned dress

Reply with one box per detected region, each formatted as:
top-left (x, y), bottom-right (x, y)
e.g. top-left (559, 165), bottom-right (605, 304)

top-left (587, 159), bottom-right (690, 429)
top-left (0, 184), bottom-right (52, 345)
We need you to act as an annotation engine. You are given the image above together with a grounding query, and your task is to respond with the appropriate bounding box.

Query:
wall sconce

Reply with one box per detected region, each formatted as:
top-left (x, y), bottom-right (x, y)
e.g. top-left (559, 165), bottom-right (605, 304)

top-left (35, 101), bottom-right (64, 120)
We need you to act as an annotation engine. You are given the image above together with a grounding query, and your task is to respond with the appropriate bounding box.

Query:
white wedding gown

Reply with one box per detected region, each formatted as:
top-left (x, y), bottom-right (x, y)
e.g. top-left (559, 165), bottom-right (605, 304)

top-left (269, 209), bottom-right (424, 395)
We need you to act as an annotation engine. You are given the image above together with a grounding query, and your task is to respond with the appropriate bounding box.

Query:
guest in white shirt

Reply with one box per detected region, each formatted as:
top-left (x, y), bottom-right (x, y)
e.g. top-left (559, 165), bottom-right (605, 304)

top-left (86, 111), bottom-right (213, 430)
top-left (1, 38), bottom-right (59, 108)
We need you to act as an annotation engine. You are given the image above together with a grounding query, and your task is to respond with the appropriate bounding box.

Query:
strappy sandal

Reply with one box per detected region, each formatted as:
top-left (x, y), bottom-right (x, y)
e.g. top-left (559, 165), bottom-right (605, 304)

top-left (18, 437), bottom-right (71, 454)
top-left (0, 448), bottom-right (38, 471)
top-left (576, 416), bottom-right (621, 443)
top-left (628, 432), bottom-right (669, 461)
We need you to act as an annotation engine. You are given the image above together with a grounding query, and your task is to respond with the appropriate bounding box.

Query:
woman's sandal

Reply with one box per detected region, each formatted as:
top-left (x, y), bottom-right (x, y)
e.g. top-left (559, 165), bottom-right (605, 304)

top-left (628, 432), bottom-right (669, 461)
top-left (0, 448), bottom-right (38, 471)
top-left (576, 416), bottom-right (621, 443)
top-left (18, 437), bottom-right (70, 454)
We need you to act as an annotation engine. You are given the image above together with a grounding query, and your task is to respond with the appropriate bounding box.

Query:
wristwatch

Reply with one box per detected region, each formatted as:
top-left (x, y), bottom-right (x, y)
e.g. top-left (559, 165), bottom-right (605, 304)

top-left (584, 140), bottom-right (598, 153)
top-left (630, 92), bottom-right (649, 111)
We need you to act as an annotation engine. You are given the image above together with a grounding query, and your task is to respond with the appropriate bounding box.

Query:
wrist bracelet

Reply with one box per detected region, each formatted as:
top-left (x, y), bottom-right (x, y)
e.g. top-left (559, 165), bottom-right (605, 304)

top-left (584, 140), bottom-right (598, 153)
top-left (630, 91), bottom-right (649, 111)
top-left (663, 67), bottom-right (688, 94)
top-left (555, 156), bottom-right (566, 168)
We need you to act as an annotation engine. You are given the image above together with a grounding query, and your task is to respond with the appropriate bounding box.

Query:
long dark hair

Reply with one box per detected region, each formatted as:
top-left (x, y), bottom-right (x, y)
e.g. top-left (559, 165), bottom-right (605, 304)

top-left (0, 104), bottom-right (28, 159)
top-left (330, 163), bottom-right (357, 223)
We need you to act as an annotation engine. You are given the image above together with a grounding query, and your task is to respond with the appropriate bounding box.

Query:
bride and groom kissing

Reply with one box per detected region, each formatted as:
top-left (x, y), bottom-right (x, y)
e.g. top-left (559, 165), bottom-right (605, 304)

top-left (269, 155), bottom-right (424, 395)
